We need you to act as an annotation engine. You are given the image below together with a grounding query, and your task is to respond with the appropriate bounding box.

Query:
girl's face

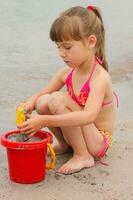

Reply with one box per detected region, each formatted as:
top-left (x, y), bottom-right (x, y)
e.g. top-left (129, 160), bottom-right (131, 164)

top-left (56, 39), bottom-right (91, 68)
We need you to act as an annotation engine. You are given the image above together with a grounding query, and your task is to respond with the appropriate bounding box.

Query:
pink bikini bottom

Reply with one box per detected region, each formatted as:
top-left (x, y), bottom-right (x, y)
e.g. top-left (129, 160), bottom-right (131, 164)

top-left (96, 130), bottom-right (112, 158)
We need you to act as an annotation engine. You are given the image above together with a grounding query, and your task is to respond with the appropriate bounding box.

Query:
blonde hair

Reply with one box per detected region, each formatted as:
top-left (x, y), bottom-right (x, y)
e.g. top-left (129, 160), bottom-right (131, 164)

top-left (50, 6), bottom-right (108, 71)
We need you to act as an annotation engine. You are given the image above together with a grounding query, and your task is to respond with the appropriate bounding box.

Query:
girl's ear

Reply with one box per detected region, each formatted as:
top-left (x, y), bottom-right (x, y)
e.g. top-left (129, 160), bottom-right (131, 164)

top-left (87, 35), bottom-right (97, 48)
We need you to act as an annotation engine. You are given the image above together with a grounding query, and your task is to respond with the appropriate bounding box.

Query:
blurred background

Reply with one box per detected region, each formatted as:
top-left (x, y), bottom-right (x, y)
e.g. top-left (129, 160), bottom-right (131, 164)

top-left (0, 0), bottom-right (133, 132)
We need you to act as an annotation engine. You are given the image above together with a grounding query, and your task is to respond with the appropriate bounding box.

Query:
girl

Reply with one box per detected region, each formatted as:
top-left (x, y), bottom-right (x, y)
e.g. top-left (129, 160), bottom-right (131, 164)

top-left (18, 6), bottom-right (117, 174)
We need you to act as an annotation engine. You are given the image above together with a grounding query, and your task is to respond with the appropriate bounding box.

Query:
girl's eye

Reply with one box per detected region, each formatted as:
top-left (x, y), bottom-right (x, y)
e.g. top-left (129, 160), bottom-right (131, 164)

top-left (56, 45), bottom-right (72, 50)
top-left (65, 46), bottom-right (71, 50)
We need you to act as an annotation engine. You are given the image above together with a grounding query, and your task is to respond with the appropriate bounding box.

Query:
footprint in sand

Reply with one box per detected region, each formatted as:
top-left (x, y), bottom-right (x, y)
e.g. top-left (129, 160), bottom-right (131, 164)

top-left (98, 169), bottom-right (110, 176)
top-left (73, 173), bottom-right (96, 185)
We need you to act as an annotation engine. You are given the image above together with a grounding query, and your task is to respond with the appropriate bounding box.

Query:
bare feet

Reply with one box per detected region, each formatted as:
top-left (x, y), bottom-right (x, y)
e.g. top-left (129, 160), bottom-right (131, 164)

top-left (57, 155), bottom-right (94, 174)
top-left (47, 143), bottom-right (72, 156)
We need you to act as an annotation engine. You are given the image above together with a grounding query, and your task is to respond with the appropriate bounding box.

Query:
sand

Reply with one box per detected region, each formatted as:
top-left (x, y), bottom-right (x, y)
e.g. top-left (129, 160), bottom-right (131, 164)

top-left (0, 61), bottom-right (133, 200)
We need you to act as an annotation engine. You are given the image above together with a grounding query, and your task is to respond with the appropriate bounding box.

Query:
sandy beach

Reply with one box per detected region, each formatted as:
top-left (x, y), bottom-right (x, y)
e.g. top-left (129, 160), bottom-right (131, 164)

top-left (0, 61), bottom-right (133, 200)
top-left (0, 1), bottom-right (133, 199)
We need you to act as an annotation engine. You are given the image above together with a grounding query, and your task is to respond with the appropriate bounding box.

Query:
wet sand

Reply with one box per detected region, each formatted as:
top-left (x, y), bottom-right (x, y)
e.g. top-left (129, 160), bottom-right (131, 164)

top-left (0, 59), bottom-right (133, 200)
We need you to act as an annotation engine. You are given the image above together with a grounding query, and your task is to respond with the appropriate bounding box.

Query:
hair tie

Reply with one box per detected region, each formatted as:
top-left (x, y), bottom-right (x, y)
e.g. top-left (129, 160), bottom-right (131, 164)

top-left (87, 5), bottom-right (94, 11)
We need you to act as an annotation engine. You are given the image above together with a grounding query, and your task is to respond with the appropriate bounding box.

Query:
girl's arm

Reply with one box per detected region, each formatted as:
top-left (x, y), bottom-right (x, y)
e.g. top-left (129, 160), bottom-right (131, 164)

top-left (27, 68), bottom-right (69, 102)
top-left (19, 73), bottom-right (108, 133)
top-left (18, 67), bottom-right (69, 112)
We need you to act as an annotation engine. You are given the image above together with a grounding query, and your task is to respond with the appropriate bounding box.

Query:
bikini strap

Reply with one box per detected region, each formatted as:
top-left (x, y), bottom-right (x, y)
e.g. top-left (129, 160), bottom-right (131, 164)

top-left (113, 92), bottom-right (119, 107)
top-left (65, 69), bottom-right (74, 87)
top-left (96, 56), bottom-right (103, 65)
top-left (88, 60), bottom-right (97, 82)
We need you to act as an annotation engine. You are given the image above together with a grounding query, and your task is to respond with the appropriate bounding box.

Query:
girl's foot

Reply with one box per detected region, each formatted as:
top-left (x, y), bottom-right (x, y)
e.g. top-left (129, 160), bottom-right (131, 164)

top-left (48, 143), bottom-right (72, 155)
top-left (57, 155), bottom-right (94, 174)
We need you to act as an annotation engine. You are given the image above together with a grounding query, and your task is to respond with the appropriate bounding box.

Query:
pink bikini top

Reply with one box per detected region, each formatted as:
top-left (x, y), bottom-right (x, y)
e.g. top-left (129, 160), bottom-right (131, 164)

top-left (65, 58), bottom-right (119, 107)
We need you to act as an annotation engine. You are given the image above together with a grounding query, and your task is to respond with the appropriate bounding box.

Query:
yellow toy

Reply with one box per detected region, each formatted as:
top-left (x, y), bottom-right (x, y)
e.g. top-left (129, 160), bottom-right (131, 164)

top-left (16, 108), bottom-right (26, 126)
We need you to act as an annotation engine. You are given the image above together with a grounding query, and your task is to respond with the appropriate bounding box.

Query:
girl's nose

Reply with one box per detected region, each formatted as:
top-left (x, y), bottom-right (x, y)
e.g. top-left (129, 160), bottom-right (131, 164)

top-left (59, 49), bottom-right (66, 58)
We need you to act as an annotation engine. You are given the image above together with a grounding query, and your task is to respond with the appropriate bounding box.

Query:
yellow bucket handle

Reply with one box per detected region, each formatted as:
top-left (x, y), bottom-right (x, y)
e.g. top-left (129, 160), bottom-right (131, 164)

top-left (46, 143), bottom-right (56, 170)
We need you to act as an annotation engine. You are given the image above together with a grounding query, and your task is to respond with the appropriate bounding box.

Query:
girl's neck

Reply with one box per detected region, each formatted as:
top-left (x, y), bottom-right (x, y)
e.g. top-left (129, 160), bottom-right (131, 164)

top-left (75, 55), bottom-right (96, 75)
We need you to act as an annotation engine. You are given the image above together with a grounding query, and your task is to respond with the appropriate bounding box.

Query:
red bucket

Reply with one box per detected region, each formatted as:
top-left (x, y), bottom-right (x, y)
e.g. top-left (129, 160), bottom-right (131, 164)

top-left (0, 130), bottom-right (55, 184)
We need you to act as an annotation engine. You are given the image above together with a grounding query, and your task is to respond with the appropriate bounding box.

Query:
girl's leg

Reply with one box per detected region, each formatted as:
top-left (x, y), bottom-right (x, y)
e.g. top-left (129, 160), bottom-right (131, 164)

top-left (48, 92), bottom-right (103, 174)
top-left (35, 94), bottom-right (71, 154)
top-left (48, 92), bottom-right (104, 174)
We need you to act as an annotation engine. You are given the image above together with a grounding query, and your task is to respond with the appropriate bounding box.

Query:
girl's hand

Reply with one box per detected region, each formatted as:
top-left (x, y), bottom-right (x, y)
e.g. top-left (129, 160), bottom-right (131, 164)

top-left (18, 114), bottom-right (45, 134)
top-left (17, 102), bottom-right (34, 114)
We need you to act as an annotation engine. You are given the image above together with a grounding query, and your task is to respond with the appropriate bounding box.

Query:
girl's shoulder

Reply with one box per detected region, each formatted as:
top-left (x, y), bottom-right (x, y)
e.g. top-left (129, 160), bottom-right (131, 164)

top-left (90, 64), bottom-right (113, 92)
top-left (57, 66), bottom-right (72, 83)
top-left (95, 64), bottom-right (112, 84)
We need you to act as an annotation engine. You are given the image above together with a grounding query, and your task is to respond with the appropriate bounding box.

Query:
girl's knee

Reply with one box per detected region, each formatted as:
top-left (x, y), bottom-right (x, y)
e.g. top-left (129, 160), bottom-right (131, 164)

top-left (48, 91), bottom-right (66, 114)
top-left (35, 94), bottom-right (51, 114)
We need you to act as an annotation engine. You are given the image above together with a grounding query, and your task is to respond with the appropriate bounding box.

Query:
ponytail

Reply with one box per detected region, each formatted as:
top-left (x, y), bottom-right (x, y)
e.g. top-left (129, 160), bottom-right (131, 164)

top-left (92, 7), bottom-right (108, 71)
